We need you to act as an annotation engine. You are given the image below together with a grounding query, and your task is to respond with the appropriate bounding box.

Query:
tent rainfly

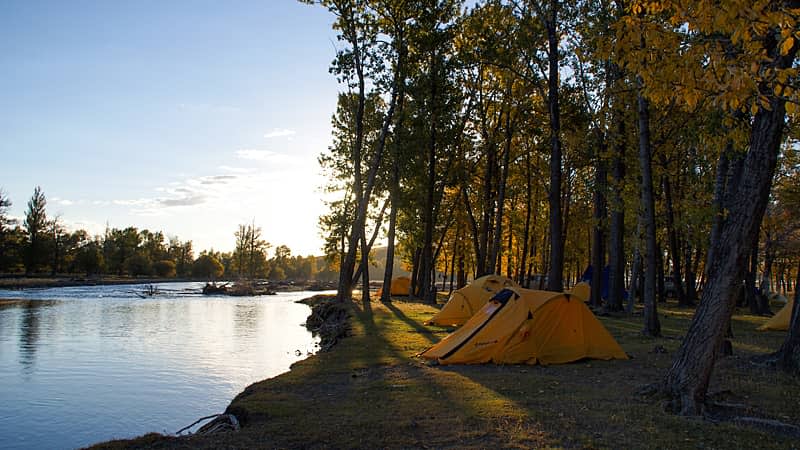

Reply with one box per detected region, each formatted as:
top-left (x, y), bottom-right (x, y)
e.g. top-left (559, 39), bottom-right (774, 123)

top-left (420, 287), bottom-right (628, 366)
top-left (425, 274), bottom-right (519, 327)
top-left (376, 276), bottom-right (412, 297)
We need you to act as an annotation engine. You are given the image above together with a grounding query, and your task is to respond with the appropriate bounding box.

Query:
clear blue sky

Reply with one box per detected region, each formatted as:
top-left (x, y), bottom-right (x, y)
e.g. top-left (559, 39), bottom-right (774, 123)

top-left (0, 1), bottom-right (340, 256)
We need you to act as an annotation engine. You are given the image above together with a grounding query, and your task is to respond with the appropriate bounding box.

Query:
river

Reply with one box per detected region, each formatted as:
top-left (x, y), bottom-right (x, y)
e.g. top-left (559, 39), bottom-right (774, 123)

top-left (0, 282), bottom-right (328, 449)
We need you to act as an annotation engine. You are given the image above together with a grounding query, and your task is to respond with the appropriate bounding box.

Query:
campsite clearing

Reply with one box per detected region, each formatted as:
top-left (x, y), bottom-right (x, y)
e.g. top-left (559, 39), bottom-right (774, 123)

top-left (98, 294), bottom-right (799, 449)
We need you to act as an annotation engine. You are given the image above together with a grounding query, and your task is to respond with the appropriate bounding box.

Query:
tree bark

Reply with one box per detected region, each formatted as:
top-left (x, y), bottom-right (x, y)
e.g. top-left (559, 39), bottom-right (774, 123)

top-left (608, 112), bottom-right (626, 311)
top-left (491, 104), bottom-right (513, 274)
top-left (637, 87), bottom-right (661, 337)
top-left (662, 171), bottom-right (690, 306)
top-left (747, 236), bottom-right (761, 314)
top-left (519, 151), bottom-right (533, 286)
top-left (592, 139), bottom-right (608, 308)
top-left (706, 147), bottom-right (730, 276)
top-left (419, 50), bottom-right (439, 303)
top-left (545, 5), bottom-right (564, 292)
top-left (381, 168), bottom-right (399, 303)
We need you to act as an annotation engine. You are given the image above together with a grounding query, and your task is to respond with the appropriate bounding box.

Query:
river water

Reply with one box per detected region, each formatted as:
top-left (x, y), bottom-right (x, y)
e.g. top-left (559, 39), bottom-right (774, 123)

top-left (0, 282), bottom-right (327, 449)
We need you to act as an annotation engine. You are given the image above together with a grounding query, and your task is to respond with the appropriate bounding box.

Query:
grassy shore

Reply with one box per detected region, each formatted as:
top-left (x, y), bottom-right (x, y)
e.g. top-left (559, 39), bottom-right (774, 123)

top-left (95, 294), bottom-right (798, 449)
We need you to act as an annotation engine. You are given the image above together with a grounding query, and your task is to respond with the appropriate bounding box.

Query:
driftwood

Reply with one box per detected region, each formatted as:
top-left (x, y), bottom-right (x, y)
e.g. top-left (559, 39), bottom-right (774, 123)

top-left (133, 284), bottom-right (160, 299)
top-left (202, 282), bottom-right (230, 295)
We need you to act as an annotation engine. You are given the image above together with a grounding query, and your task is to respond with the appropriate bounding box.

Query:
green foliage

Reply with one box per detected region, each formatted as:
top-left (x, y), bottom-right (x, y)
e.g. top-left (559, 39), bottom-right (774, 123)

top-left (193, 253), bottom-right (224, 279)
top-left (73, 239), bottom-right (104, 276)
top-left (125, 253), bottom-right (153, 277)
top-left (153, 259), bottom-right (177, 278)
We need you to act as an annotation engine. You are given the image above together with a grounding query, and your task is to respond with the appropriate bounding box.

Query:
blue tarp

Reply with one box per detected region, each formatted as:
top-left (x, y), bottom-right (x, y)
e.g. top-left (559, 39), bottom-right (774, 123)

top-left (581, 265), bottom-right (628, 300)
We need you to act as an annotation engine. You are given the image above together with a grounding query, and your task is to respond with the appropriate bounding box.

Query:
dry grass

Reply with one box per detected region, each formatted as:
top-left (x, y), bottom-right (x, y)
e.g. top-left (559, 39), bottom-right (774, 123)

top-left (96, 294), bottom-right (800, 449)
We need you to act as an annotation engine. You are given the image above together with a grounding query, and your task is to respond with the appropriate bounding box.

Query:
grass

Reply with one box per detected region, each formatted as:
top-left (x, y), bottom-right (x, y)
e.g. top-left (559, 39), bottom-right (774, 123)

top-left (96, 294), bottom-right (800, 449)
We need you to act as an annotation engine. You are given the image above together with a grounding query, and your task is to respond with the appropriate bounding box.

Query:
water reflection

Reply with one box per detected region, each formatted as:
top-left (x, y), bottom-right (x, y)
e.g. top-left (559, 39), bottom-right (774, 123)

top-left (18, 302), bottom-right (40, 374)
top-left (0, 283), bottom-right (326, 450)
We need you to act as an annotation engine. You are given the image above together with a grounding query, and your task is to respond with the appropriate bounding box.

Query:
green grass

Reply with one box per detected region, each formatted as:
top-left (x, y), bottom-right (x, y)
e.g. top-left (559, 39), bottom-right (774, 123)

top-left (98, 294), bottom-right (800, 449)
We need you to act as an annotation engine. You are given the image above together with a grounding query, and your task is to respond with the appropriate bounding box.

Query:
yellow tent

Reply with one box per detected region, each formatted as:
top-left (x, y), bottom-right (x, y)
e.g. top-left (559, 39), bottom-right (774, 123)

top-left (426, 274), bottom-right (519, 327)
top-left (758, 299), bottom-right (795, 331)
top-left (420, 287), bottom-right (628, 366)
top-left (376, 276), bottom-right (412, 297)
top-left (567, 281), bottom-right (591, 302)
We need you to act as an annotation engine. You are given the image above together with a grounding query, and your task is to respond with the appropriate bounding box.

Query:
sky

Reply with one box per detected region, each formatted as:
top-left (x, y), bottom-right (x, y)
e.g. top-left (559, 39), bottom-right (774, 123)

top-left (0, 1), bottom-right (341, 256)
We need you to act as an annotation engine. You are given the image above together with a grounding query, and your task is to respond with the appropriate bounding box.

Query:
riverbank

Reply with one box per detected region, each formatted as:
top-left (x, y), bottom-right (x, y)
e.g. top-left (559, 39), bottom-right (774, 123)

top-left (95, 295), bottom-right (798, 449)
top-left (0, 276), bottom-right (337, 292)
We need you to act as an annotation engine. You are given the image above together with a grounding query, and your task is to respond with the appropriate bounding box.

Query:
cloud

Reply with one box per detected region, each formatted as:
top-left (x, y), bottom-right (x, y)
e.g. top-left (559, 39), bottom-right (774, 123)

top-left (113, 199), bottom-right (153, 207)
top-left (158, 195), bottom-right (207, 207)
top-left (198, 175), bottom-right (237, 185)
top-left (219, 165), bottom-right (257, 174)
top-left (234, 150), bottom-right (304, 168)
top-left (263, 128), bottom-right (296, 139)
top-left (236, 149), bottom-right (275, 161)
top-left (52, 197), bottom-right (76, 206)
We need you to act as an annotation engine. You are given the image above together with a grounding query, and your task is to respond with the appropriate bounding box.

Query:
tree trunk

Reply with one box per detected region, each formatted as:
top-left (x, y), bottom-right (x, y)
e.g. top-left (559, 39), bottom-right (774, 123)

top-left (706, 147), bottom-right (730, 277)
top-left (660, 54), bottom-right (792, 414)
top-left (360, 233), bottom-right (371, 304)
top-left (491, 107), bottom-right (513, 274)
top-left (381, 183), bottom-right (399, 303)
top-left (419, 53), bottom-right (438, 303)
top-left (519, 152), bottom-right (533, 286)
top-left (747, 237), bottom-right (761, 314)
top-left (608, 114), bottom-right (626, 311)
top-left (662, 172), bottom-right (689, 306)
top-left (628, 248), bottom-right (642, 314)
top-left (591, 140), bottom-right (608, 308)
top-left (545, 11), bottom-right (564, 292)
top-left (478, 141), bottom-right (496, 277)
top-left (637, 87), bottom-right (661, 337)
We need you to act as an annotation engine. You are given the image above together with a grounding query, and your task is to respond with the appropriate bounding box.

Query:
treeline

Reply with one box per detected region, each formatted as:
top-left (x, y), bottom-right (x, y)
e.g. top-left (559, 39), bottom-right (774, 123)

top-left (308, 0), bottom-right (800, 415)
top-left (0, 186), bottom-right (337, 281)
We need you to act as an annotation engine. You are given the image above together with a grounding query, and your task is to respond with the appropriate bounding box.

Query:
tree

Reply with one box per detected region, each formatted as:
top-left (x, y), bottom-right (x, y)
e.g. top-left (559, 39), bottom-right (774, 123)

top-left (193, 253), bottom-right (224, 279)
top-left (126, 253), bottom-right (153, 277)
top-left (74, 238), bottom-right (104, 276)
top-left (23, 186), bottom-right (48, 274)
top-left (0, 189), bottom-right (17, 272)
top-left (619, 0), bottom-right (800, 414)
top-left (233, 222), bottom-right (270, 279)
top-left (153, 260), bottom-right (177, 278)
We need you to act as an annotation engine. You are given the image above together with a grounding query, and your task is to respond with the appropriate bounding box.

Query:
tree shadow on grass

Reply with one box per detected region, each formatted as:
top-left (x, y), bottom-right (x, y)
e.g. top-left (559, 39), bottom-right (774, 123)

top-left (382, 299), bottom-right (439, 344)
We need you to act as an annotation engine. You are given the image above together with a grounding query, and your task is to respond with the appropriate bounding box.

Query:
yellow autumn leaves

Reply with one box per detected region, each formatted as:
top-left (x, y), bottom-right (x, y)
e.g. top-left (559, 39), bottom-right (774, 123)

top-left (619, 0), bottom-right (799, 118)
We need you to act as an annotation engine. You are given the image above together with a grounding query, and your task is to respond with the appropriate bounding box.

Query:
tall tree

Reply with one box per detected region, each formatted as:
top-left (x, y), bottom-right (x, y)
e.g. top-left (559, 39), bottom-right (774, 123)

top-left (23, 186), bottom-right (48, 274)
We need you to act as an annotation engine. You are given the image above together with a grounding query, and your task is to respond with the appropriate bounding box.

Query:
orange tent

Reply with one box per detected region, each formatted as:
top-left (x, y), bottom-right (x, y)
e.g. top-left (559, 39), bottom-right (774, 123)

top-left (376, 276), bottom-right (412, 297)
top-left (420, 287), bottom-right (628, 366)
top-left (426, 274), bottom-right (518, 327)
